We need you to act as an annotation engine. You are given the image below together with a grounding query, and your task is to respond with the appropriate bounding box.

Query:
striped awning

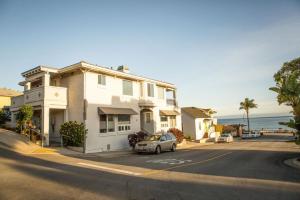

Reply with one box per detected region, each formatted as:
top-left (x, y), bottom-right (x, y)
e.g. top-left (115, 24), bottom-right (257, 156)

top-left (159, 110), bottom-right (180, 116)
top-left (98, 107), bottom-right (138, 115)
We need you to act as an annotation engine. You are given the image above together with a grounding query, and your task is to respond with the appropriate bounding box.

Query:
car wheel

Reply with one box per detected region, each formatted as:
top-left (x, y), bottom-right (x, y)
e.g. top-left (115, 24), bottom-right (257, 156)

top-left (171, 144), bottom-right (176, 152)
top-left (155, 146), bottom-right (161, 154)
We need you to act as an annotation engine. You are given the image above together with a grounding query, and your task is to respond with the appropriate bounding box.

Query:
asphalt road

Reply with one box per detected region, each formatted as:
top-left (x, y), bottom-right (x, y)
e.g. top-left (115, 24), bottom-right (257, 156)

top-left (1, 133), bottom-right (300, 200)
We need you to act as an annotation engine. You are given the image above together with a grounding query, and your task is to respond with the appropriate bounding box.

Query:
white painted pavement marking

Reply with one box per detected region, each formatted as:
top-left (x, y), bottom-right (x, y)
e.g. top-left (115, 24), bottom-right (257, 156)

top-left (146, 158), bottom-right (192, 165)
top-left (77, 162), bottom-right (141, 176)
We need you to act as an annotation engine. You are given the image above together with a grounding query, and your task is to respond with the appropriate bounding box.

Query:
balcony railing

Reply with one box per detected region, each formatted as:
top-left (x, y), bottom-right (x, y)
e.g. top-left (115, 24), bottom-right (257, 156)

top-left (24, 86), bottom-right (67, 106)
top-left (166, 99), bottom-right (177, 106)
top-left (138, 98), bottom-right (156, 107)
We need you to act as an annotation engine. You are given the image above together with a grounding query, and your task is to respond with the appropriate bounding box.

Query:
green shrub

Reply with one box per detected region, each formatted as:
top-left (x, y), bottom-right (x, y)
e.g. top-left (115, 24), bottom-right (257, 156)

top-left (0, 109), bottom-right (9, 126)
top-left (168, 128), bottom-right (184, 143)
top-left (16, 104), bottom-right (33, 133)
top-left (59, 121), bottom-right (87, 147)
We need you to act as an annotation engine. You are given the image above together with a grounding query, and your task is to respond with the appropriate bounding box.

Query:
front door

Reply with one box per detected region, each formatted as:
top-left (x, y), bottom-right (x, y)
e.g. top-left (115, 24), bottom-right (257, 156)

top-left (140, 111), bottom-right (154, 134)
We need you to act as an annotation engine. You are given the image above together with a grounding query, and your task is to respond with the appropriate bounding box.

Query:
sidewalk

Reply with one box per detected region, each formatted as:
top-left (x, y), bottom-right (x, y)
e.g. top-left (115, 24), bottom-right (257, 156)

top-left (0, 128), bottom-right (80, 155)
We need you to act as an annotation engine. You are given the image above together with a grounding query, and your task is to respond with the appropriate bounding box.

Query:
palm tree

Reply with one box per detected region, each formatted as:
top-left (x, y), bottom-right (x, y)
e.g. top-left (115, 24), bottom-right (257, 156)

top-left (239, 98), bottom-right (258, 132)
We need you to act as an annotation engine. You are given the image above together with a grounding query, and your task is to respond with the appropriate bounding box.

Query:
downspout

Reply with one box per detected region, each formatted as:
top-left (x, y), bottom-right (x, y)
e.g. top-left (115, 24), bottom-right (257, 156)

top-left (81, 69), bottom-right (88, 153)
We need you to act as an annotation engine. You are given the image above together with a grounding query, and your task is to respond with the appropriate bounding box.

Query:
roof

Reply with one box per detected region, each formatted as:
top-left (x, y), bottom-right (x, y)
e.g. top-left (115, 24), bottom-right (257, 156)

top-left (181, 107), bottom-right (212, 118)
top-left (21, 61), bottom-right (176, 89)
top-left (160, 110), bottom-right (180, 116)
top-left (98, 107), bottom-right (138, 115)
top-left (0, 88), bottom-right (22, 97)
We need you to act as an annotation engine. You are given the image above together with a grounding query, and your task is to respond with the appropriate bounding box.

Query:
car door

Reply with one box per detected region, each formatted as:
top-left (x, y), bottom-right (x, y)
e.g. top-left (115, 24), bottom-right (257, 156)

top-left (165, 134), bottom-right (173, 149)
top-left (160, 135), bottom-right (168, 151)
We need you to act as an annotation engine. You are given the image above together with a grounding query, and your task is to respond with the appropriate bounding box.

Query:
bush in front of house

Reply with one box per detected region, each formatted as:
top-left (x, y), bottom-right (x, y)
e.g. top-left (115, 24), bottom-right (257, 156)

top-left (128, 131), bottom-right (149, 148)
top-left (168, 128), bottom-right (184, 143)
top-left (0, 109), bottom-right (9, 126)
top-left (16, 104), bottom-right (33, 134)
top-left (59, 121), bottom-right (87, 147)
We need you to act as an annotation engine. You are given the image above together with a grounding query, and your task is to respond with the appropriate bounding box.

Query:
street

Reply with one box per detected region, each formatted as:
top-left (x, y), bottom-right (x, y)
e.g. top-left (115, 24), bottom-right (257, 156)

top-left (1, 133), bottom-right (300, 200)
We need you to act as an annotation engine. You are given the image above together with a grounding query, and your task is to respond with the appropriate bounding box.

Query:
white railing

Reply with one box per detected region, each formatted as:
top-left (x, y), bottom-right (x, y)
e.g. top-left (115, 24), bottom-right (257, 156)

top-left (166, 99), bottom-right (177, 106)
top-left (138, 98), bottom-right (156, 107)
top-left (24, 86), bottom-right (67, 106)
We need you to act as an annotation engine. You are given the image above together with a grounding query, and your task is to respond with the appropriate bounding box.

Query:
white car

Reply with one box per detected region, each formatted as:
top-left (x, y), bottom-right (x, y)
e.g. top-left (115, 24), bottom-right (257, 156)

top-left (217, 133), bottom-right (233, 143)
top-left (241, 131), bottom-right (260, 139)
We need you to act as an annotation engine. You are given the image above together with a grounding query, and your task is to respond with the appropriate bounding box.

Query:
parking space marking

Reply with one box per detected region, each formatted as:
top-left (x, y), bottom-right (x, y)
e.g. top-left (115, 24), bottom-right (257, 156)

top-left (77, 162), bottom-right (142, 176)
top-left (143, 151), bottom-right (233, 176)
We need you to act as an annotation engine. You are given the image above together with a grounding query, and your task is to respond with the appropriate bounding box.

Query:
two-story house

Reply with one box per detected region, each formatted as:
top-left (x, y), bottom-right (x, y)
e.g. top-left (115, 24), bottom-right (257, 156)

top-left (10, 61), bottom-right (181, 153)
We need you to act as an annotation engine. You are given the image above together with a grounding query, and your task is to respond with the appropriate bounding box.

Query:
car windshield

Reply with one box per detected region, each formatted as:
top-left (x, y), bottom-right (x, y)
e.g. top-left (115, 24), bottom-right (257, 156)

top-left (144, 135), bottom-right (161, 141)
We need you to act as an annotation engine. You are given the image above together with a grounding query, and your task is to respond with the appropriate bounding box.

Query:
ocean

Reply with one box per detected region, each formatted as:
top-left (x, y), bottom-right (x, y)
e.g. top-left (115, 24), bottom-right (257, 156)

top-left (218, 116), bottom-right (294, 130)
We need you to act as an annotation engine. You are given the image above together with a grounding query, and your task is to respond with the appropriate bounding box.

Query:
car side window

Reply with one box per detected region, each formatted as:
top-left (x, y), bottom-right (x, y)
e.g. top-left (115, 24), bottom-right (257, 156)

top-left (166, 134), bottom-right (172, 140)
top-left (161, 135), bottom-right (167, 141)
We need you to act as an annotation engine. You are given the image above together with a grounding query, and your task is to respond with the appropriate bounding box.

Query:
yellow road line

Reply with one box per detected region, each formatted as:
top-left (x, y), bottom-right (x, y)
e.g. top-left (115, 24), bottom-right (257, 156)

top-left (143, 151), bottom-right (233, 176)
top-left (31, 148), bottom-right (57, 154)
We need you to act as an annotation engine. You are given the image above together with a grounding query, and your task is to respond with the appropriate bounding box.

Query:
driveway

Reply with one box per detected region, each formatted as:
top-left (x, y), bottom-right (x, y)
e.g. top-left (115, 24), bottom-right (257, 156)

top-left (1, 133), bottom-right (300, 200)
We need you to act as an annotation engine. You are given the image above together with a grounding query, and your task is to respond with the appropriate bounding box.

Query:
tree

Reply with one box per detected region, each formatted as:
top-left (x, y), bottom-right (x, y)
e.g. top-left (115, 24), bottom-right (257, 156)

top-left (269, 57), bottom-right (300, 142)
top-left (16, 105), bottom-right (33, 134)
top-left (239, 98), bottom-right (258, 132)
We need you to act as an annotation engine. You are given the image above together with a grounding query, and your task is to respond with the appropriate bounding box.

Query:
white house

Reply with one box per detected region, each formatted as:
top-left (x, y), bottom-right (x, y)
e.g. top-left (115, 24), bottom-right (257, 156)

top-left (10, 61), bottom-right (181, 153)
top-left (181, 107), bottom-right (217, 141)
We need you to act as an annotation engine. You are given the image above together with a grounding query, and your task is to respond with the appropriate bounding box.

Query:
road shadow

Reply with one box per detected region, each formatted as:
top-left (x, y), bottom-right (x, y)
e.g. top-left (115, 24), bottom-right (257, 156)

top-left (1, 147), bottom-right (300, 200)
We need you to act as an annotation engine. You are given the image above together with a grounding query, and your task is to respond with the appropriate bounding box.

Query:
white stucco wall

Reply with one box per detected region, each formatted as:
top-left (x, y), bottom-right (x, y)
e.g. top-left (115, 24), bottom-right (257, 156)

top-left (84, 72), bottom-right (141, 153)
top-left (181, 112), bottom-right (196, 139)
top-left (60, 72), bottom-right (84, 123)
top-left (195, 118), bottom-right (205, 140)
top-left (83, 71), bottom-right (182, 153)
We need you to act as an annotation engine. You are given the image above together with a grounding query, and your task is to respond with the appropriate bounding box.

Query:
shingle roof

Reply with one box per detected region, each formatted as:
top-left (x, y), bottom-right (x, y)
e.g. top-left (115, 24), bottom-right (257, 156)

top-left (0, 88), bottom-right (22, 97)
top-left (181, 107), bottom-right (212, 118)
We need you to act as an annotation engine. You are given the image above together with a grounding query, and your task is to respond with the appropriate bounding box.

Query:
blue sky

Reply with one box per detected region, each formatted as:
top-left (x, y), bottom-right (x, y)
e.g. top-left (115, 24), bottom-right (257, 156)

top-left (0, 0), bottom-right (299, 117)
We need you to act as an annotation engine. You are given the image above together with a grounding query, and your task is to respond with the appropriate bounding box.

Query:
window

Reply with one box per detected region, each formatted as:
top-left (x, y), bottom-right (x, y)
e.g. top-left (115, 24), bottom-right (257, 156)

top-left (100, 114), bottom-right (115, 133)
top-left (100, 115), bottom-right (107, 133)
top-left (160, 135), bottom-right (167, 141)
top-left (157, 87), bottom-right (165, 99)
top-left (123, 80), bottom-right (133, 96)
top-left (118, 115), bottom-right (131, 131)
top-left (98, 74), bottom-right (106, 85)
top-left (147, 83), bottom-right (154, 97)
top-left (160, 116), bottom-right (168, 128)
top-left (166, 134), bottom-right (172, 140)
top-left (160, 116), bottom-right (168, 122)
top-left (107, 115), bottom-right (115, 132)
top-left (145, 112), bottom-right (152, 123)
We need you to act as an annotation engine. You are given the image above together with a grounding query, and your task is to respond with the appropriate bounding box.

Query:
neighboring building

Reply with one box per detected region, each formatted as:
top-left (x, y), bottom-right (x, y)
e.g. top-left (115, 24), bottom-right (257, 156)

top-left (0, 88), bottom-right (22, 109)
top-left (10, 61), bottom-right (181, 153)
top-left (181, 107), bottom-right (217, 141)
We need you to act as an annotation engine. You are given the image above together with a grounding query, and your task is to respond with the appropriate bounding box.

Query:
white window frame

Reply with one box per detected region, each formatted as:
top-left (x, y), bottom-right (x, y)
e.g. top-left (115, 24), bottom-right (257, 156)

top-left (122, 80), bottom-right (133, 96)
top-left (98, 74), bottom-right (106, 86)
top-left (117, 114), bottom-right (131, 132)
top-left (147, 83), bottom-right (154, 97)
top-left (160, 116), bottom-right (169, 128)
top-left (99, 114), bottom-right (115, 133)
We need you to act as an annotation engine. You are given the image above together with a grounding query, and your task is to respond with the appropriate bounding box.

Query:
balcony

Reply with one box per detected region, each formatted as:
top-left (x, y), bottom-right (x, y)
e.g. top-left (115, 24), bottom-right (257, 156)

top-left (138, 98), bottom-right (156, 107)
top-left (24, 86), bottom-right (67, 107)
top-left (166, 99), bottom-right (177, 106)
